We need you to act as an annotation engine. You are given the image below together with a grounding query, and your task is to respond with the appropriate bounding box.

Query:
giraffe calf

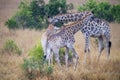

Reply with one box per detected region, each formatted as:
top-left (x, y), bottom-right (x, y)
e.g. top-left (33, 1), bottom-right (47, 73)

top-left (41, 24), bottom-right (60, 65)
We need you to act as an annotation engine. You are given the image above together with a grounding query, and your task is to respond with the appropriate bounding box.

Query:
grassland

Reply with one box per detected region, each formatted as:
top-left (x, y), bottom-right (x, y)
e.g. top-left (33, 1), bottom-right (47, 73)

top-left (0, 0), bottom-right (120, 80)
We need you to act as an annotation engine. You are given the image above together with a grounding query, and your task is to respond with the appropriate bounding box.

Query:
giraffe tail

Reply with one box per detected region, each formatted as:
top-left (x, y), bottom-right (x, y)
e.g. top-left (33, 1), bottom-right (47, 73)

top-left (108, 41), bottom-right (112, 54)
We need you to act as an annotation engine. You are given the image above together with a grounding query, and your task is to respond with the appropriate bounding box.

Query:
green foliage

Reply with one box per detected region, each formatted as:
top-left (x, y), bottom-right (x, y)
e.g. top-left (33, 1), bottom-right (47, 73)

top-left (5, 18), bottom-right (18, 29)
top-left (14, 0), bottom-right (45, 29)
top-left (111, 4), bottom-right (120, 23)
top-left (78, 0), bottom-right (120, 23)
top-left (28, 43), bottom-right (44, 61)
top-left (78, 0), bottom-right (97, 11)
top-left (22, 42), bottom-right (53, 79)
top-left (45, 0), bottom-right (67, 17)
top-left (46, 66), bottom-right (53, 75)
top-left (5, 0), bottom-right (73, 29)
top-left (3, 39), bottom-right (22, 55)
top-left (95, 2), bottom-right (113, 22)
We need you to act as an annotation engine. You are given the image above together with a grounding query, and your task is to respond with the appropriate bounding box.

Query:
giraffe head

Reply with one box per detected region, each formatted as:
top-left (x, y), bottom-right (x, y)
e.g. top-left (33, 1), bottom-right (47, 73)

top-left (46, 24), bottom-right (60, 38)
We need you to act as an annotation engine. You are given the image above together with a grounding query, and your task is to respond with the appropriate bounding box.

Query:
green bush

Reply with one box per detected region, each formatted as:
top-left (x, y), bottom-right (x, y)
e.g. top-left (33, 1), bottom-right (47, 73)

top-left (5, 18), bottom-right (18, 29)
top-left (111, 4), bottom-right (120, 23)
top-left (5, 0), bottom-right (73, 29)
top-left (22, 42), bottom-right (53, 80)
top-left (45, 0), bottom-right (67, 17)
top-left (3, 40), bottom-right (22, 55)
top-left (78, 0), bottom-right (120, 23)
top-left (28, 43), bottom-right (44, 61)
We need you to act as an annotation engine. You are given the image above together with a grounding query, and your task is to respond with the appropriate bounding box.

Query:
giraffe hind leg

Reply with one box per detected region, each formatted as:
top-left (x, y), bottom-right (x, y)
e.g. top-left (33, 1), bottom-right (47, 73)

top-left (97, 37), bottom-right (104, 62)
top-left (53, 48), bottom-right (61, 68)
top-left (84, 36), bottom-right (90, 64)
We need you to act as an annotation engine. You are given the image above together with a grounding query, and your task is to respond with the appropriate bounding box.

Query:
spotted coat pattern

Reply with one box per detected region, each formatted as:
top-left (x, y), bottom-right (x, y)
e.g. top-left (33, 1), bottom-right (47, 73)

top-left (48, 11), bottom-right (111, 63)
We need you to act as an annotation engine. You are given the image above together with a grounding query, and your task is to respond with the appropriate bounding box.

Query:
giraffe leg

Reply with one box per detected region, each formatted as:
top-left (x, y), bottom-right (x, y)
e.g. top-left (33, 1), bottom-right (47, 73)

top-left (97, 37), bottom-right (104, 62)
top-left (84, 36), bottom-right (90, 64)
top-left (68, 46), bottom-right (79, 70)
top-left (50, 52), bottom-right (53, 65)
top-left (104, 33), bottom-right (111, 60)
top-left (46, 46), bottom-right (52, 66)
top-left (65, 46), bottom-right (69, 69)
top-left (53, 48), bottom-right (61, 68)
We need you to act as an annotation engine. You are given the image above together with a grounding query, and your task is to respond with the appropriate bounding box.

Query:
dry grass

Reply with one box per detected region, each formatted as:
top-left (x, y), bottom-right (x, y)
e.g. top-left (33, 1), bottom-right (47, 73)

top-left (0, 0), bottom-right (120, 80)
top-left (0, 54), bottom-right (28, 80)
top-left (50, 48), bottom-right (120, 80)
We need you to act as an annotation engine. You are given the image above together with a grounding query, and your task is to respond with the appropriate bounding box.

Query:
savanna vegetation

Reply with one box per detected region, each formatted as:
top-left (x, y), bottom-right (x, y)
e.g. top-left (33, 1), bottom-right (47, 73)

top-left (0, 0), bottom-right (120, 80)
top-left (5, 0), bottom-right (120, 30)
top-left (5, 0), bottom-right (73, 29)
top-left (78, 0), bottom-right (120, 22)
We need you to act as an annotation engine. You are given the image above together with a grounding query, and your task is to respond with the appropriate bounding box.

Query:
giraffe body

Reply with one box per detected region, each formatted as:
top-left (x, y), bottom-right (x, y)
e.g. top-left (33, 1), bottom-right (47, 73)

top-left (41, 24), bottom-right (60, 65)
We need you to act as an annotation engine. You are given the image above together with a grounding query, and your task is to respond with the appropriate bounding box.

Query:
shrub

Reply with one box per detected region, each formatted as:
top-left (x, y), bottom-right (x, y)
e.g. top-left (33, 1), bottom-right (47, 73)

top-left (28, 43), bottom-right (44, 61)
top-left (78, 0), bottom-right (120, 23)
top-left (22, 42), bottom-right (53, 80)
top-left (2, 39), bottom-right (22, 55)
top-left (111, 4), bottom-right (120, 23)
top-left (5, 18), bottom-right (18, 29)
top-left (5, 0), bottom-right (73, 29)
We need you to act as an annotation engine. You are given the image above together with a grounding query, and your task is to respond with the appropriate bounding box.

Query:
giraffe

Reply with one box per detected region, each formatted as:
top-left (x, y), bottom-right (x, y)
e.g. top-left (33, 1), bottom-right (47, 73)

top-left (41, 24), bottom-right (60, 65)
top-left (81, 17), bottom-right (112, 63)
top-left (48, 11), bottom-right (112, 64)
top-left (48, 11), bottom-right (92, 25)
top-left (44, 12), bottom-right (93, 70)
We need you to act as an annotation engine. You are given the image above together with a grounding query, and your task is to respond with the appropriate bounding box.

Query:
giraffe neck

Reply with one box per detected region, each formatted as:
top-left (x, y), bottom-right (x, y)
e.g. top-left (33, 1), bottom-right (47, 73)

top-left (63, 14), bottom-right (91, 35)
top-left (49, 11), bottom-right (93, 24)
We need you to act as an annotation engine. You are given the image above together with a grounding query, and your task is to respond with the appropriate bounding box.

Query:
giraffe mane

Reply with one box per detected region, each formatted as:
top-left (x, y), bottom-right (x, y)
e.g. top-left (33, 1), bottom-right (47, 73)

top-left (46, 24), bottom-right (55, 37)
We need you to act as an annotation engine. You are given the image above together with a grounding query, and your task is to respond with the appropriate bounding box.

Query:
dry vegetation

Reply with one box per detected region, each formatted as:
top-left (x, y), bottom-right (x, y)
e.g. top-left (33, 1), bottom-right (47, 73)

top-left (0, 0), bottom-right (120, 80)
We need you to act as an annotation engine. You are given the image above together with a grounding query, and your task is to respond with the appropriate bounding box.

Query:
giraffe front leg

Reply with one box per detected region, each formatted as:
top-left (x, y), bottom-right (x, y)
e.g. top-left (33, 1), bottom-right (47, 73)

top-left (69, 46), bottom-right (79, 71)
top-left (84, 36), bottom-right (90, 64)
top-left (65, 47), bottom-right (69, 70)
top-left (53, 48), bottom-right (61, 69)
top-left (45, 46), bottom-right (51, 66)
